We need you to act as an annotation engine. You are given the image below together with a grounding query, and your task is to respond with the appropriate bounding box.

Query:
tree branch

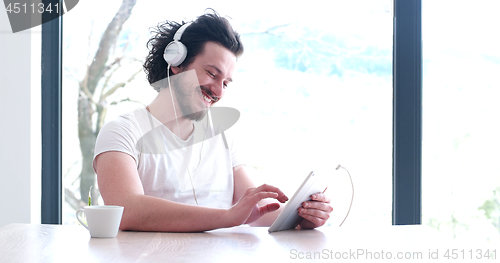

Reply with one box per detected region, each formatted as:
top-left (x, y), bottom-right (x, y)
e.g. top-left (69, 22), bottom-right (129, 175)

top-left (110, 97), bottom-right (145, 106)
top-left (65, 187), bottom-right (87, 211)
top-left (99, 68), bottom-right (142, 102)
top-left (85, 0), bottom-right (137, 95)
top-left (99, 63), bottom-right (122, 100)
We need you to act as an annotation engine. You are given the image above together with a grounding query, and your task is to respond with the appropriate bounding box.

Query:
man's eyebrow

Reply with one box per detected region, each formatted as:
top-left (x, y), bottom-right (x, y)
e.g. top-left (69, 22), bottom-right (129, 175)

top-left (206, 65), bottom-right (233, 82)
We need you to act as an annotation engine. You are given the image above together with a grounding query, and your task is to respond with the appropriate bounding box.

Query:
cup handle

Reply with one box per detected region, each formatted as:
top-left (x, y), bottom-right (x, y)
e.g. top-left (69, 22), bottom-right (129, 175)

top-left (76, 208), bottom-right (89, 230)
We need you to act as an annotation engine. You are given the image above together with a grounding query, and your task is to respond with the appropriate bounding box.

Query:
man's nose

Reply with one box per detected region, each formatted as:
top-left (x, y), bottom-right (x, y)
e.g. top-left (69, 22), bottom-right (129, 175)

top-left (210, 79), bottom-right (225, 99)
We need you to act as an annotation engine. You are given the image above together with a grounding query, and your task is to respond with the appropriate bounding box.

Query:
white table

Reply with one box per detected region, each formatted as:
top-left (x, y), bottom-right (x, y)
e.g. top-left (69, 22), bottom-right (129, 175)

top-left (0, 223), bottom-right (497, 262)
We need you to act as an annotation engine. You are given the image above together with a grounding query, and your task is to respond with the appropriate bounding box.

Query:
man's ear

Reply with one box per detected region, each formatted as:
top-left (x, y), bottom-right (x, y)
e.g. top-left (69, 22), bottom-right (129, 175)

top-left (171, 66), bottom-right (181, 74)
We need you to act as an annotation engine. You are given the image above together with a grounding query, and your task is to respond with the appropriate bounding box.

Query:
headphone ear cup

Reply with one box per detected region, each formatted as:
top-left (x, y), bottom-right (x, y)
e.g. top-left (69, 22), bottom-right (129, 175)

top-left (163, 41), bottom-right (187, 67)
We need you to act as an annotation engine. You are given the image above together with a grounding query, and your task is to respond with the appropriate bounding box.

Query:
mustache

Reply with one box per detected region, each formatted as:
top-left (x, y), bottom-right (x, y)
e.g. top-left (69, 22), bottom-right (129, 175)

top-left (199, 86), bottom-right (220, 102)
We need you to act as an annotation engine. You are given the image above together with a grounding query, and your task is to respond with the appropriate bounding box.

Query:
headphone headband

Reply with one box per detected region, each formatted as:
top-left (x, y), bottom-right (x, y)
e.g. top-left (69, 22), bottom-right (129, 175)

top-left (173, 22), bottom-right (192, 41)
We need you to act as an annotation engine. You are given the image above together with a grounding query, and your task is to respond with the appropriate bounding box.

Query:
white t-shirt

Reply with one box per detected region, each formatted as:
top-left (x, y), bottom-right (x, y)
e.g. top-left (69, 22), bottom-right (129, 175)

top-left (93, 107), bottom-right (242, 209)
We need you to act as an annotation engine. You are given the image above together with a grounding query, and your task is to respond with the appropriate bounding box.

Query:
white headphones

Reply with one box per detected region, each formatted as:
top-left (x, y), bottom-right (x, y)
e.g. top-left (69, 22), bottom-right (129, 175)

top-left (163, 22), bottom-right (192, 66)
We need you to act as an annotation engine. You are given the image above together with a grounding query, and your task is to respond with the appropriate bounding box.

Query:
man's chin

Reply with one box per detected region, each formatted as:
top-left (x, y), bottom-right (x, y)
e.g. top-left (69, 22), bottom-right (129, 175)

top-left (182, 109), bottom-right (208, 122)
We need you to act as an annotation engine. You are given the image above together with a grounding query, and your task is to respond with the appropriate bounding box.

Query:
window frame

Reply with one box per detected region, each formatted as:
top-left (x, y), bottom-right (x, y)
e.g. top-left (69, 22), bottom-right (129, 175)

top-left (41, 0), bottom-right (423, 225)
top-left (392, 0), bottom-right (422, 225)
top-left (41, 0), bottom-right (63, 224)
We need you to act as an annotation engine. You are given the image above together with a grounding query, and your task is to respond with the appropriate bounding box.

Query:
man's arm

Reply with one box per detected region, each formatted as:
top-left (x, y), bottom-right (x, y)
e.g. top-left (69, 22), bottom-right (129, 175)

top-left (95, 151), bottom-right (284, 232)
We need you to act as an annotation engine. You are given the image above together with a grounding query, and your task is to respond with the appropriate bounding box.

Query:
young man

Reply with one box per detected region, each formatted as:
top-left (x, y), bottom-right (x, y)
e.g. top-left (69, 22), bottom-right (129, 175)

top-left (93, 11), bottom-right (333, 232)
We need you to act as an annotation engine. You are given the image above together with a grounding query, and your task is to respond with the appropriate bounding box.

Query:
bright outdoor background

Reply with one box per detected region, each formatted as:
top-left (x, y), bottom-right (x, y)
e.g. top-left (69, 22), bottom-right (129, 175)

top-left (62, 0), bottom-right (500, 244)
top-left (422, 0), bottom-right (500, 244)
top-left (63, 0), bottom-right (392, 228)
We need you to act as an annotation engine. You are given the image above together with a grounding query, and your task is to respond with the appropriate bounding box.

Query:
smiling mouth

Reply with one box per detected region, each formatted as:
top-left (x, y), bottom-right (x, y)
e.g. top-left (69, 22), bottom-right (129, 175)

top-left (200, 88), bottom-right (219, 105)
top-left (202, 93), bottom-right (213, 104)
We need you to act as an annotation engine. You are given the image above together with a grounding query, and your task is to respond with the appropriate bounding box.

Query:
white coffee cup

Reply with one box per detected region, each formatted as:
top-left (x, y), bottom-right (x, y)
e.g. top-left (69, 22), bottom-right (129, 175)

top-left (76, 205), bottom-right (124, 238)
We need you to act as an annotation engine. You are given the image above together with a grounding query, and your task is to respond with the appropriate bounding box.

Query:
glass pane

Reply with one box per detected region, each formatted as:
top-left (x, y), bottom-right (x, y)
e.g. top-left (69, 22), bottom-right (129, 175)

top-left (423, 0), bottom-right (500, 243)
top-left (63, 0), bottom-right (393, 226)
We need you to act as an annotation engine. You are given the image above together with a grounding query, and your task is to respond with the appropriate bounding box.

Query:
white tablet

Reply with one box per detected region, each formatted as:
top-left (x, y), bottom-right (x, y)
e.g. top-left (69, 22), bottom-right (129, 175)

top-left (268, 171), bottom-right (327, 233)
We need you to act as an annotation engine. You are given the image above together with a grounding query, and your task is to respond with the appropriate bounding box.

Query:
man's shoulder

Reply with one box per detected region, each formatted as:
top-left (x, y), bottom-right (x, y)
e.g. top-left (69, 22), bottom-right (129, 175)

top-left (100, 107), bottom-right (149, 134)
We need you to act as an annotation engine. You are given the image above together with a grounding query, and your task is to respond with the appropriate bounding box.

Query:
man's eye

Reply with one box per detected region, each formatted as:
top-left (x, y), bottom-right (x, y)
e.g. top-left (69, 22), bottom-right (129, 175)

top-left (207, 71), bottom-right (215, 78)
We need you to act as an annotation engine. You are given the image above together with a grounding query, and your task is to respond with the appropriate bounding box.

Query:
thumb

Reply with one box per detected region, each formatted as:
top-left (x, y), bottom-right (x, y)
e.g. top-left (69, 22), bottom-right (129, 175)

top-left (259, 203), bottom-right (280, 216)
top-left (244, 203), bottom-right (281, 224)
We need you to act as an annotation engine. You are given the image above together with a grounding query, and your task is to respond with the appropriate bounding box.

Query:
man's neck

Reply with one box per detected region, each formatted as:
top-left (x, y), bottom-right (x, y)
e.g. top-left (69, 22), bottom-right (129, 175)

top-left (147, 88), bottom-right (194, 140)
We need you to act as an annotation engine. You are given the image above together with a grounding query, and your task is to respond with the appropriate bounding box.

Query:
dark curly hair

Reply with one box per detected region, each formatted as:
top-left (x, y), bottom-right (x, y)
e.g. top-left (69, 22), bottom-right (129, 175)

top-left (143, 10), bottom-right (244, 92)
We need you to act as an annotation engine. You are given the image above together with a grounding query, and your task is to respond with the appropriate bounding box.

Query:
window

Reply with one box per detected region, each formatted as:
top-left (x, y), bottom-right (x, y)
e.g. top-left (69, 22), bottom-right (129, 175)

top-left (60, 0), bottom-right (393, 226)
top-left (422, 0), bottom-right (500, 242)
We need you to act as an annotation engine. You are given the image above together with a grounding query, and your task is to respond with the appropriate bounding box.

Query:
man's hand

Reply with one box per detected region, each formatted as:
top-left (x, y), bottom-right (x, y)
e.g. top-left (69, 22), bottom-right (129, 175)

top-left (228, 184), bottom-right (288, 226)
top-left (296, 193), bottom-right (333, 229)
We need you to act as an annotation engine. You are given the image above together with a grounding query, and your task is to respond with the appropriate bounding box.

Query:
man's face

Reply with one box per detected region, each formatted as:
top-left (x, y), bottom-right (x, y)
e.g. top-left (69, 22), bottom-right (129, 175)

top-left (171, 41), bottom-right (236, 121)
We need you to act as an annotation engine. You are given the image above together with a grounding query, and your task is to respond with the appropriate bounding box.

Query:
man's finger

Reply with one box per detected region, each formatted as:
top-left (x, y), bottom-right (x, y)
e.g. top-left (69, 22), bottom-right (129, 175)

top-left (248, 191), bottom-right (279, 205)
top-left (302, 201), bottom-right (334, 213)
top-left (259, 203), bottom-right (280, 216)
top-left (298, 212), bottom-right (327, 228)
top-left (255, 184), bottom-right (288, 202)
top-left (311, 193), bottom-right (331, 203)
top-left (299, 207), bottom-right (330, 220)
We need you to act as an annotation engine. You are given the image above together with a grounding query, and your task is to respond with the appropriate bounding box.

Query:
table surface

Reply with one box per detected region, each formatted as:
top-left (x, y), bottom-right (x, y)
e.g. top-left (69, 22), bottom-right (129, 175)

top-left (0, 223), bottom-right (497, 262)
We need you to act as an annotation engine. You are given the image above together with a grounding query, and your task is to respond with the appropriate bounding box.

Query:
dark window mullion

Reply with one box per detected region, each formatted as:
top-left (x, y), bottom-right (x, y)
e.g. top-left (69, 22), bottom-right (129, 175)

top-left (392, 0), bottom-right (422, 225)
top-left (41, 0), bottom-right (63, 224)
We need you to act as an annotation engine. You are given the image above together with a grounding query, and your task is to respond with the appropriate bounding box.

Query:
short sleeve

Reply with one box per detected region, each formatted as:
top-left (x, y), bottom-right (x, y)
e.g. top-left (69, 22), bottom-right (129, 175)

top-left (222, 129), bottom-right (245, 168)
top-left (92, 114), bottom-right (141, 173)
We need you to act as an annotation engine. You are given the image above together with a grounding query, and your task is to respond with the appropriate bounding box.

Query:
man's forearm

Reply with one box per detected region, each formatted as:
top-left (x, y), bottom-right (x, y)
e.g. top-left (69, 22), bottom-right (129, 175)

top-left (114, 195), bottom-right (234, 232)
